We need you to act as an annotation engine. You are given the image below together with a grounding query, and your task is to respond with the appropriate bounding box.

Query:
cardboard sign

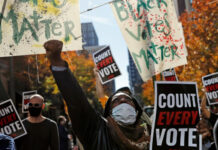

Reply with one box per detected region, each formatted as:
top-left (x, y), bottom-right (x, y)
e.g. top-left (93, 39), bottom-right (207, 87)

top-left (162, 68), bottom-right (178, 81)
top-left (22, 90), bottom-right (37, 113)
top-left (202, 72), bottom-right (218, 105)
top-left (111, 0), bottom-right (187, 81)
top-left (150, 82), bottom-right (202, 150)
top-left (93, 46), bottom-right (121, 84)
top-left (0, 99), bottom-right (27, 139)
top-left (0, 0), bottom-right (82, 57)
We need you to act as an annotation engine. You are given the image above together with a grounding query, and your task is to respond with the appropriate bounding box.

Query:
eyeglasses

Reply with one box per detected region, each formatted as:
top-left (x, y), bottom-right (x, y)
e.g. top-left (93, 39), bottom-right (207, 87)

top-left (28, 103), bottom-right (42, 108)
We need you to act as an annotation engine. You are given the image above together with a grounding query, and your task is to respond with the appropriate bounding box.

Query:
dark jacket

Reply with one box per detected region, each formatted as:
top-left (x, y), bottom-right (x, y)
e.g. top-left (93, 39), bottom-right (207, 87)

top-left (58, 125), bottom-right (69, 150)
top-left (209, 113), bottom-right (218, 150)
top-left (52, 65), bottom-right (142, 150)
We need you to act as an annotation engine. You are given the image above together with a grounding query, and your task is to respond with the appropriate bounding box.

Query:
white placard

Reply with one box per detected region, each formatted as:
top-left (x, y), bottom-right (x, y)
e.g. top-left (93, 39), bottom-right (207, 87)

top-left (0, 0), bottom-right (82, 57)
top-left (111, 0), bottom-right (187, 81)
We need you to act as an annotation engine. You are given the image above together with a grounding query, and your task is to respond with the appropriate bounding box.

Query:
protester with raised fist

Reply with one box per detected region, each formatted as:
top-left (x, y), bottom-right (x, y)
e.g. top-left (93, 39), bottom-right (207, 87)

top-left (16, 94), bottom-right (59, 150)
top-left (44, 40), bottom-right (150, 150)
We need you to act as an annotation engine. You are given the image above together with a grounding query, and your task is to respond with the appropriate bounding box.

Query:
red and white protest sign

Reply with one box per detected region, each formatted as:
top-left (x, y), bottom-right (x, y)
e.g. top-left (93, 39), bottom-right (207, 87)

top-left (202, 72), bottom-right (218, 105)
top-left (111, 0), bottom-right (187, 82)
top-left (0, 99), bottom-right (27, 139)
top-left (93, 46), bottom-right (121, 84)
top-left (162, 68), bottom-right (178, 81)
top-left (150, 82), bottom-right (202, 150)
top-left (22, 90), bottom-right (37, 113)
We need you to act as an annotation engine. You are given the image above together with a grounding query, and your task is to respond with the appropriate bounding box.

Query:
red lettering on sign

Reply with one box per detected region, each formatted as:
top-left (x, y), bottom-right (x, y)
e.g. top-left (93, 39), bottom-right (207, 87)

top-left (0, 113), bottom-right (17, 126)
top-left (157, 111), bottom-right (166, 125)
top-left (173, 111), bottom-right (182, 125)
top-left (181, 111), bottom-right (191, 125)
top-left (157, 111), bottom-right (198, 125)
top-left (97, 56), bottom-right (114, 69)
top-left (205, 84), bottom-right (218, 92)
top-left (166, 112), bottom-right (175, 125)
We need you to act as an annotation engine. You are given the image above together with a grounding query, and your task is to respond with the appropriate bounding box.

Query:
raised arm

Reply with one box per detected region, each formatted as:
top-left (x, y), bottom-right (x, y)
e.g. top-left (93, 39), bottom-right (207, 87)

top-left (44, 40), bottom-right (100, 147)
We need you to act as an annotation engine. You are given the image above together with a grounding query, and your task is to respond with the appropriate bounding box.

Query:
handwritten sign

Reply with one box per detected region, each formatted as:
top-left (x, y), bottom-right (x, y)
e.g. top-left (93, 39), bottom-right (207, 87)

top-left (0, 99), bottom-right (27, 139)
top-left (22, 90), bottom-right (37, 113)
top-left (150, 82), bottom-right (201, 150)
top-left (0, 0), bottom-right (82, 57)
top-left (111, 0), bottom-right (187, 81)
top-left (202, 72), bottom-right (218, 105)
top-left (93, 46), bottom-right (121, 84)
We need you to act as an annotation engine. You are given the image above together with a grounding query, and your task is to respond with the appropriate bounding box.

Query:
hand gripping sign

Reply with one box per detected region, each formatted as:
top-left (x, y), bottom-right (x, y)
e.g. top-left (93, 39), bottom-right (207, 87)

top-left (0, 99), bottom-right (27, 139)
top-left (202, 72), bottom-right (218, 105)
top-left (150, 81), bottom-right (202, 150)
top-left (93, 46), bottom-right (121, 84)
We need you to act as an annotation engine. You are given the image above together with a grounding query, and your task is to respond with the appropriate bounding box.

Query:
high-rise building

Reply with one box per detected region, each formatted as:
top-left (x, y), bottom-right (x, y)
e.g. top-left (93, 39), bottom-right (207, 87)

top-left (81, 22), bottom-right (99, 47)
top-left (127, 51), bottom-right (143, 101)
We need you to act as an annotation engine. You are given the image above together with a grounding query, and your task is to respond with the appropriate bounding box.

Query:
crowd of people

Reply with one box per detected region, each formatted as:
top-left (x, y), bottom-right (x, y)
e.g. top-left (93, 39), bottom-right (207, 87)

top-left (0, 40), bottom-right (217, 150)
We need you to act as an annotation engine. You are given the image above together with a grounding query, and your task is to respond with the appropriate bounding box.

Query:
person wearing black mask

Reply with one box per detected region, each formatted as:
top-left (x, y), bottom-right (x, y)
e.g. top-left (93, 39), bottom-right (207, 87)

top-left (15, 94), bottom-right (59, 150)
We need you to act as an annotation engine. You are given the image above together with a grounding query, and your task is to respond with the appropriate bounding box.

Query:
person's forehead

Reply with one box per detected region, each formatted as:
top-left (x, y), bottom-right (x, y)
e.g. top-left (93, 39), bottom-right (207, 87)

top-left (114, 95), bottom-right (132, 101)
top-left (120, 95), bottom-right (131, 99)
top-left (30, 97), bottom-right (43, 103)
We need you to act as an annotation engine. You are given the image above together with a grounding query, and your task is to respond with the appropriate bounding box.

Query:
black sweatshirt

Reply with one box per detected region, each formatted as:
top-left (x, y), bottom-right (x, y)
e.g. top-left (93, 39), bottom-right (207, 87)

top-left (16, 118), bottom-right (59, 150)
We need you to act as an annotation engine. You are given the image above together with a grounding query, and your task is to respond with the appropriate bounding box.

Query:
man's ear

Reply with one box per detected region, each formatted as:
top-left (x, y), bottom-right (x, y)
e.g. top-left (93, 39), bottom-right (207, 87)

top-left (42, 103), bottom-right (45, 110)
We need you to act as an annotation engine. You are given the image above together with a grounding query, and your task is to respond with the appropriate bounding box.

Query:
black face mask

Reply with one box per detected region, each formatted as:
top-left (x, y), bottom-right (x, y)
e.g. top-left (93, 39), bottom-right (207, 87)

top-left (29, 107), bottom-right (42, 117)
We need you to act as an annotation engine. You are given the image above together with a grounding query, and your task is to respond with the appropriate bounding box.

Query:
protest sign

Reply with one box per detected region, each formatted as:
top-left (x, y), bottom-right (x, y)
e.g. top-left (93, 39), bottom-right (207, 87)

top-left (202, 72), bottom-right (218, 105)
top-left (93, 46), bottom-right (121, 84)
top-left (0, 99), bottom-right (27, 139)
top-left (150, 82), bottom-right (201, 150)
top-left (162, 68), bottom-right (178, 81)
top-left (0, 0), bottom-right (82, 57)
top-left (22, 90), bottom-right (37, 113)
top-left (111, 0), bottom-right (187, 81)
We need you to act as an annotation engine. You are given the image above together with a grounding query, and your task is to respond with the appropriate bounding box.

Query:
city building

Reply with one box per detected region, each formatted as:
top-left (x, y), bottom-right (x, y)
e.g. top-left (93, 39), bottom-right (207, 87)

top-left (81, 22), bottom-right (99, 47)
top-left (127, 50), bottom-right (143, 101)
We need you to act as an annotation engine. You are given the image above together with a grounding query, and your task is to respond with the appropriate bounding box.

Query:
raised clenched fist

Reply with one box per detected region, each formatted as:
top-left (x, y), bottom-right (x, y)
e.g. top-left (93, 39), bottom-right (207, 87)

top-left (44, 40), bottom-right (65, 66)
